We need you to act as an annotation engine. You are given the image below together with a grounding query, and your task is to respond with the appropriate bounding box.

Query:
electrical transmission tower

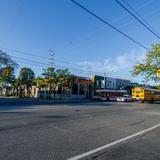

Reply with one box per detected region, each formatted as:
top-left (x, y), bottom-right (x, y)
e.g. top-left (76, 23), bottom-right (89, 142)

top-left (49, 50), bottom-right (55, 68)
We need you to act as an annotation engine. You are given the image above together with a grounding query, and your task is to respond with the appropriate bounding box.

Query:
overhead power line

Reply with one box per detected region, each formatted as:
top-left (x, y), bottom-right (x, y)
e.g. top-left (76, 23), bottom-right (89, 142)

top-left (0, 46), bottom-right (46, 59)
top-left (16, 60), bottom-right (94, 77)
top-left (70, 0), bottom-right (150, 51)
top-left (0, 46), bottom-right (91, 68)
top-left (12, 55), bottom-right (104, 76)
top-left (15, 60), bottom-right (48, 68)
top-left (13, 55), bottom-right (132, 78)
top-left (122, 0), bottom-right (157, 31)
top-left (16, 59), bottom-right (133, 80)
top-left (1, 45), bottom-right (129, 77)
top-left (114, 0), bottom-right (160, 40)
top-left (65, 0), bottom-right (154, 49)
top-left (122, 0), bottom-right (160, 37)
top-left (12, 55), bottom-right (49, 66)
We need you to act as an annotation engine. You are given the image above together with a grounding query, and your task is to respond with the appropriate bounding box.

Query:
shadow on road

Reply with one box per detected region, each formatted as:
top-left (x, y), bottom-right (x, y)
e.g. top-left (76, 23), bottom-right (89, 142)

top-left (0, 97), bottom-right (160, 112)
top-left (0, 98), bottom-right (115, 111)
top-left (0, 111), bottom-right (34, 115)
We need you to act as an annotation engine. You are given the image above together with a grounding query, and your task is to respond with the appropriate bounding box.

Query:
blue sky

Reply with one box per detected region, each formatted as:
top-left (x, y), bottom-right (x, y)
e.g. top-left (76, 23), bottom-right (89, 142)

top-left (0, 0), bottom-right (160, 83)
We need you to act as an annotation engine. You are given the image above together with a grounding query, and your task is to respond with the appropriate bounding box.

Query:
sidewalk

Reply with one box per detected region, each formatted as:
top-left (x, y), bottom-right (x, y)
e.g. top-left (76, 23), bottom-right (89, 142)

top-left (0, 97), bottom-right (94, 106)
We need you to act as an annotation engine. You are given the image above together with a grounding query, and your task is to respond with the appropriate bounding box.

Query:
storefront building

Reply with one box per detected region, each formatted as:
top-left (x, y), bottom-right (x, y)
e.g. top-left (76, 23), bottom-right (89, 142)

top-left (91, 75), bottom-right (131, 95)
top-left (32, 76), bottom-right (93, 100)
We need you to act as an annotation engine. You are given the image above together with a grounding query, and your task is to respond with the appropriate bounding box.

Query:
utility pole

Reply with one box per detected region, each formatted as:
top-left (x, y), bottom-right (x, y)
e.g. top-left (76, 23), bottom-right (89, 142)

top-left (104, 72), bottom-right (106, 89)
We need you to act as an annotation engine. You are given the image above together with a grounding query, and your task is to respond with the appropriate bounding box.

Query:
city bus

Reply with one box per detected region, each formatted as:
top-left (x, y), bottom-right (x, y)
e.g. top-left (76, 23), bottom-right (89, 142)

top-left (95, 89), bottom-right (127, 101)
top-left (132, 87), bottom-right (160, 102)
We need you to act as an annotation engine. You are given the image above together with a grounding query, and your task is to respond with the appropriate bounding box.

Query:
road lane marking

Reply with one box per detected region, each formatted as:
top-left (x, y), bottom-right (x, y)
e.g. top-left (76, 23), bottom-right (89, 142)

top-left (67, 124), bottom-right (160, 160)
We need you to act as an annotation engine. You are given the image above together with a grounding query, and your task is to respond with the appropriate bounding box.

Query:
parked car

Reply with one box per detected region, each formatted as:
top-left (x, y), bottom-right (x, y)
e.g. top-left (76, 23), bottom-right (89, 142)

top-left (117, 95), bottom-right (132, 102)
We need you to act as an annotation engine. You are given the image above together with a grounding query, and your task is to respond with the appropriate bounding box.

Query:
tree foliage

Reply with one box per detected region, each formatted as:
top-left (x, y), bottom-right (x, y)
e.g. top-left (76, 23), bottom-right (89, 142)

top-left (154, 84), bottom-right (160, 90)
top-left (17, 67), bottom-right (35, 97)
top-left (19, 67), bottom-right (35, 85)
top-left (0, 50), bottom-right (18, 68)
top-left (0, 50), bottom-right (18, 86)
top-left (132, 44), bottom-right (160, 82)
top-left (34, 67), bottom-right (74, 99)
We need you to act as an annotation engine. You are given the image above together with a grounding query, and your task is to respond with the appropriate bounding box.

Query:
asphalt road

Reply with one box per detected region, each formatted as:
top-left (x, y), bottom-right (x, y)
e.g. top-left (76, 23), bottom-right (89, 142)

top-left (94, 128), bottom-right (160, 160)
top-left (0, 101), bottom-right (160, 160)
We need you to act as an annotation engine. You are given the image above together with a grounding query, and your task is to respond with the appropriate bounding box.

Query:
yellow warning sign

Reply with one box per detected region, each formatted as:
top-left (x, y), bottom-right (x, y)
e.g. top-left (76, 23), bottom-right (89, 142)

top-left (156, 69), bottom-right (160, 78)
top-left (2, 68), bottom-right (10, 76)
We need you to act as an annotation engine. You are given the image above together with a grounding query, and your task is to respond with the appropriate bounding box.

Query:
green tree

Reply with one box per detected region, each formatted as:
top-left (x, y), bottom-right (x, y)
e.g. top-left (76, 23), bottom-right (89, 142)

top-left (0, 50), bottom-right (18, 95)
top-left (1, 67), bottom-right (15, 84)
top-left (154, 84), bottom-right (160, 90)
top-left (33, 76), bottom-right (48, 99)
top-left (19, 67), bottom-right (35, 97)
top-left (40, 67), bottom-right (74, 100)
top-left (41, 67), bottom-right (56, 99)
top-left (12, 78), bottom-right (21, 97)
top-left (33, 77), bottom-right (47, 88)
top-left (132, 44), bottom-right (160, 82)
top-left (56, 69), bottom-right (74, 99)
top-left (0, 50), bottom-right (18, 68)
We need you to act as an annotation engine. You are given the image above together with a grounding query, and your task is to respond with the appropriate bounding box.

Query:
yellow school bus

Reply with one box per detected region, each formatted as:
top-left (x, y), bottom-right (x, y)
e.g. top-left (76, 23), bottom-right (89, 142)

top-left (132, 87), bottom-right (160, 102)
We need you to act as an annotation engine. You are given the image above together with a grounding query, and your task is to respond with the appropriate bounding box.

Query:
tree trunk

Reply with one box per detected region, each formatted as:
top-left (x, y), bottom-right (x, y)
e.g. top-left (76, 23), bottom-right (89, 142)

top-left (19, 86), bottom-right (22, 98)
top-left (53, 87), bottom-right (56, 100)
top-left (16, 86), bottom-right (18, 97)
top-left (60, 87), bottom-right (62, 100)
